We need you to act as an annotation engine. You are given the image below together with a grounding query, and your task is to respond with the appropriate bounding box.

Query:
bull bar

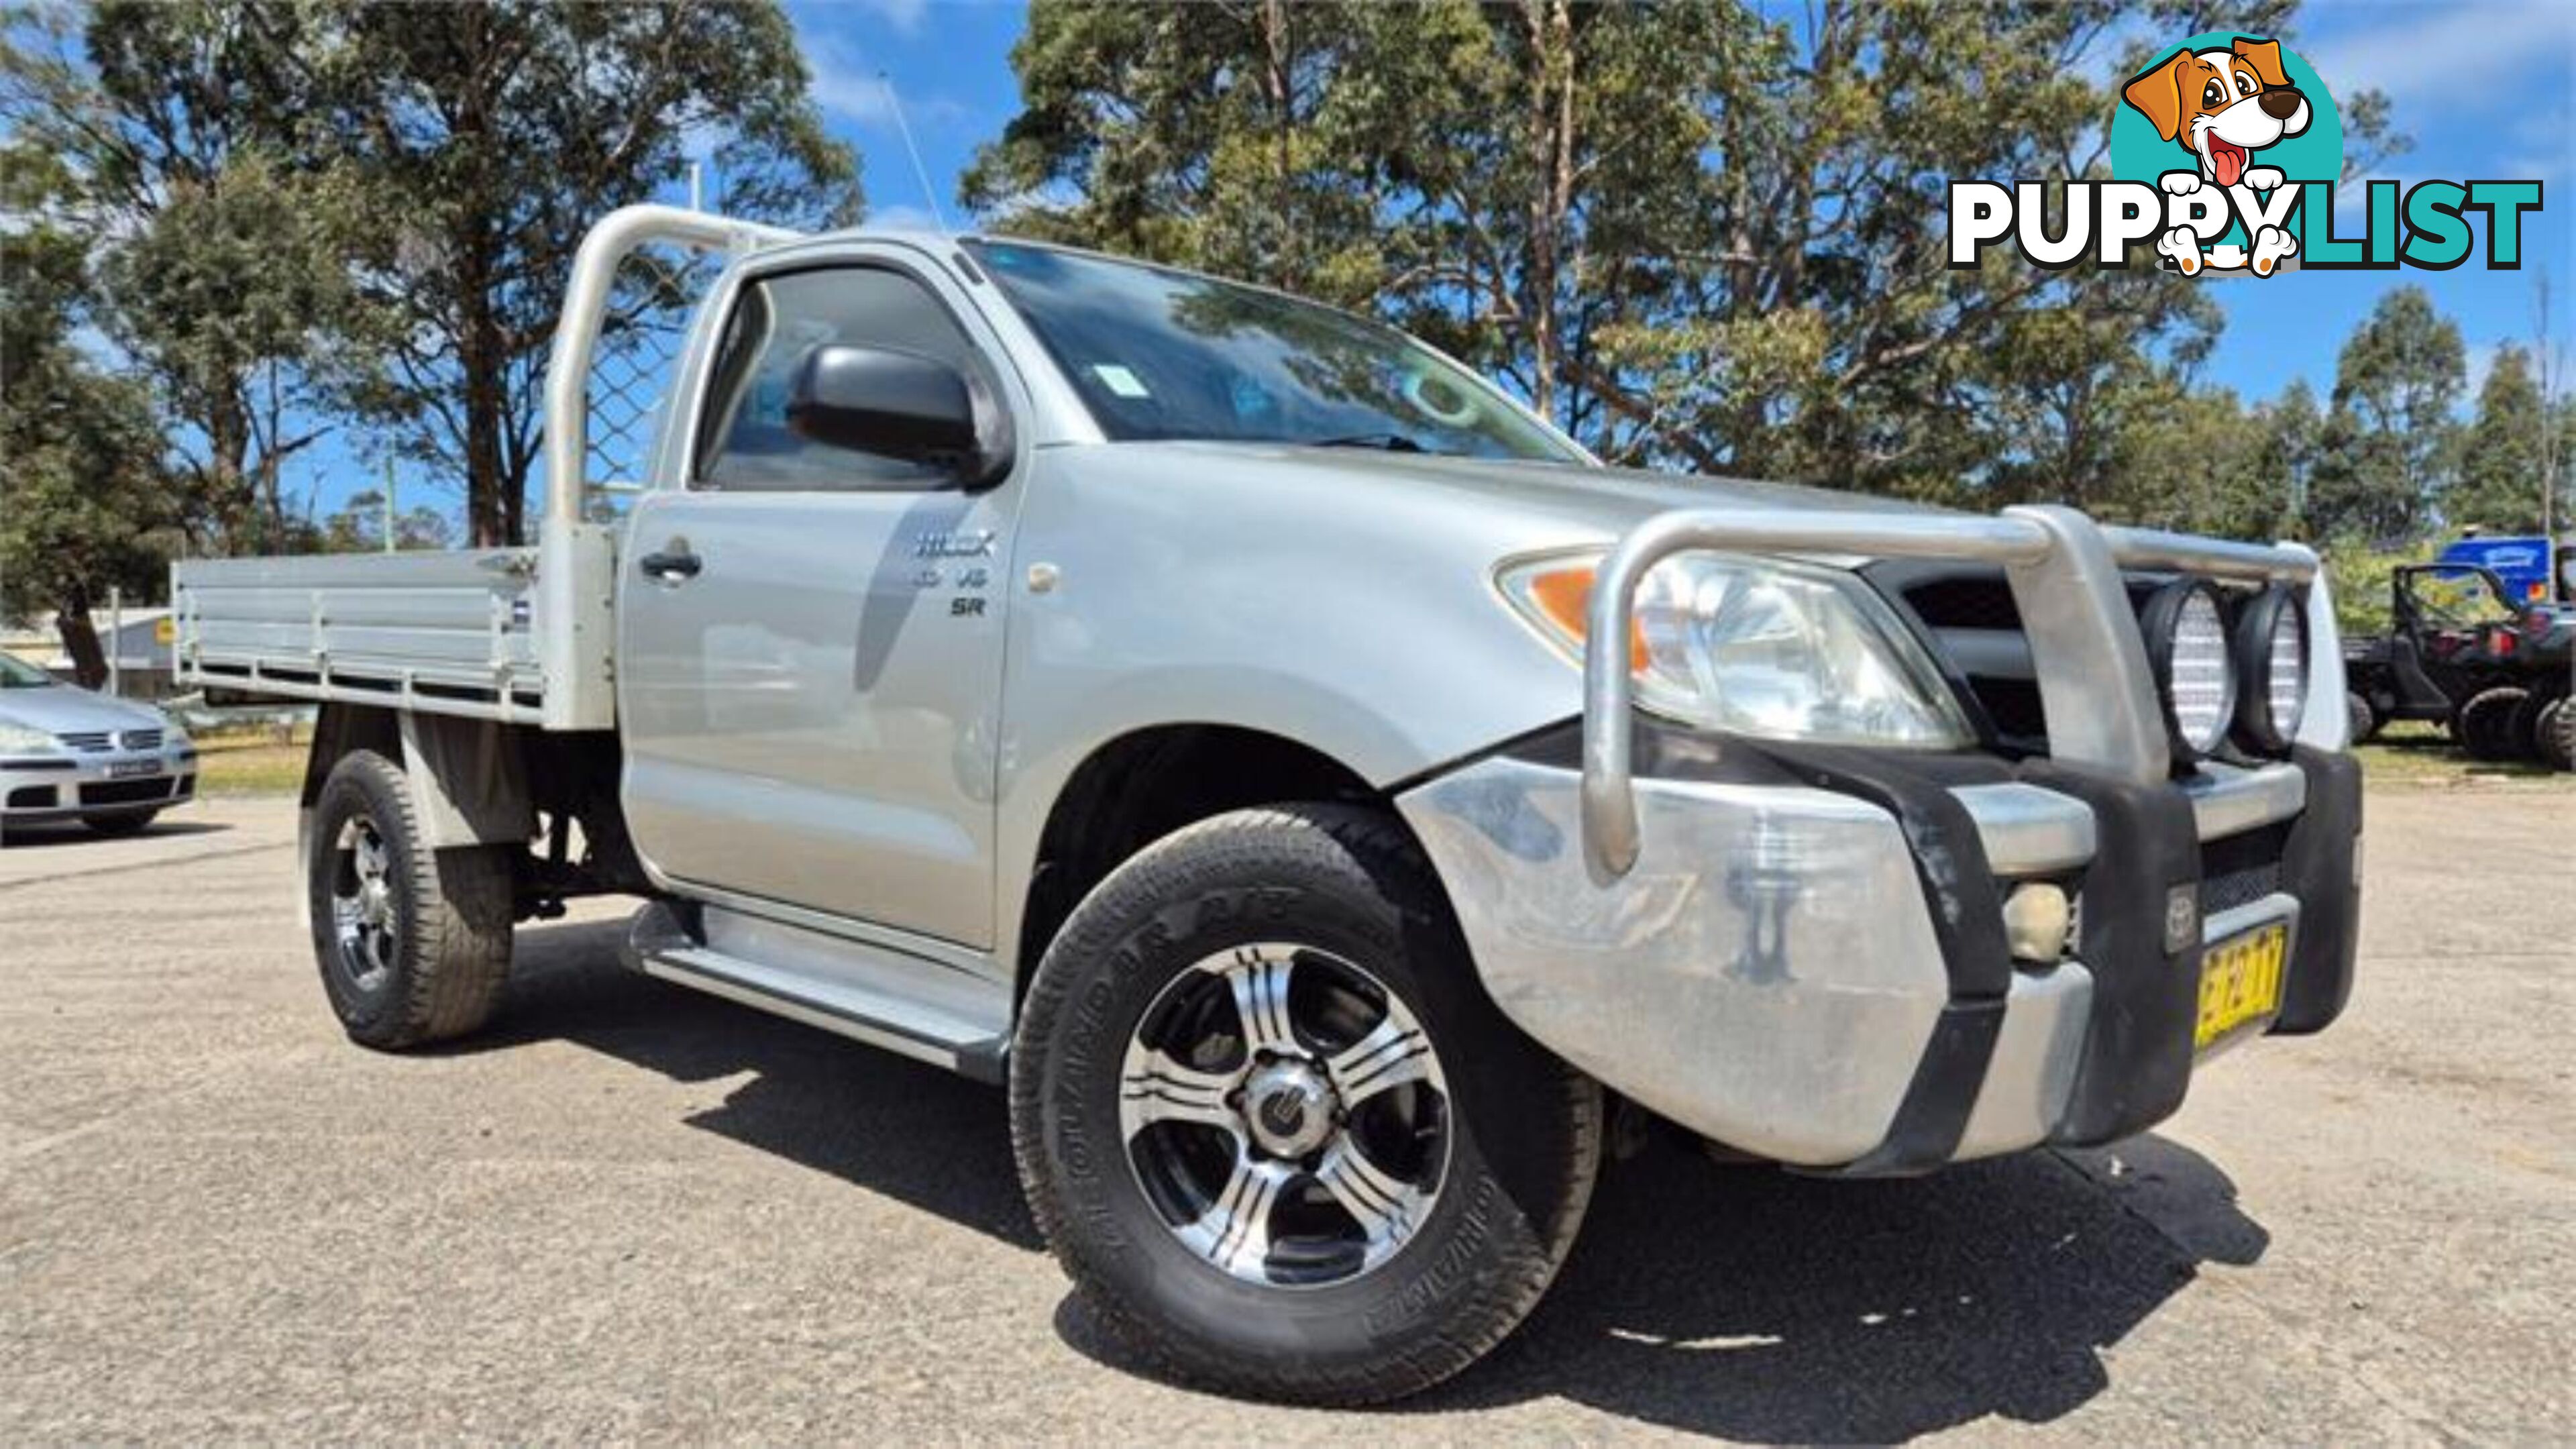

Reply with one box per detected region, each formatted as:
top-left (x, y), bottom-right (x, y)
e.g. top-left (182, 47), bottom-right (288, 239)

top-left (1578, 503), bottom-right (2341, 880)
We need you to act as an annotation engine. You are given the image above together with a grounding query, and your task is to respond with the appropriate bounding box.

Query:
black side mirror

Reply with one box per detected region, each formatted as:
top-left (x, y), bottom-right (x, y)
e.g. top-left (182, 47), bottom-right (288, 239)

top-left (787, 343), bottom-right (1011, 487)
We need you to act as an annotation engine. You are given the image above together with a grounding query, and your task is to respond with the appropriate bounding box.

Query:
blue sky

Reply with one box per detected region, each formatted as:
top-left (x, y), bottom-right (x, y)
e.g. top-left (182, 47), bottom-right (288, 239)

top-left (301, 0), bottom-right (2576, 522)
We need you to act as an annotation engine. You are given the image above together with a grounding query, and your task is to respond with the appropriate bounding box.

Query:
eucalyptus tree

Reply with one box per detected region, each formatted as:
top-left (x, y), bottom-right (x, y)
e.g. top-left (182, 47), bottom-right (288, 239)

top-left (966, 0), bottom-right (2398, 510)
top-left (311, 0), bottom-right (863, 545)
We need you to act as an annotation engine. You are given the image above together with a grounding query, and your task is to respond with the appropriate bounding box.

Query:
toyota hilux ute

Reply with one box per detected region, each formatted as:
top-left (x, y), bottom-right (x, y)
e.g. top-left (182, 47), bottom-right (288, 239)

top-left (172, 206), bottom-right (2363, 1406)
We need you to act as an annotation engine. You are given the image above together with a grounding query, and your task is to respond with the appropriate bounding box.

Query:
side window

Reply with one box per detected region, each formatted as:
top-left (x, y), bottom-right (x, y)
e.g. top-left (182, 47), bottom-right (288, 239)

top-left (692, 266), bottom-right (983, 492)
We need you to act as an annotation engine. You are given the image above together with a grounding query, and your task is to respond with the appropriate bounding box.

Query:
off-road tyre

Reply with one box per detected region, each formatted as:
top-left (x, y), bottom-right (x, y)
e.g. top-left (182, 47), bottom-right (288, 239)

top-left (306, 749), bottom-right (514, 1050)
top-left (2507, 691), bottom-right (2554, 763)
top-left (82, 810), bottom-right (158, 837)
top-left (2345, 690), bottom-right (2381, 745)
top-left (1010, 803), bottom-right (1602, 1406)
top-left (2457, 686), bottom-right (2531, 763)
top-left (2538, 697), bottom-right (2576, 773)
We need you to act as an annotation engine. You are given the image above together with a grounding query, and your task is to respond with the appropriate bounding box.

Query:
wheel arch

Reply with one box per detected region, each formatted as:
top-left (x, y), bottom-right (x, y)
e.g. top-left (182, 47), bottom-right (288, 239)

top-left (303, 704), bottom-right (534, 851)
top-left (1008, 723), bottom-right (1451, 1007)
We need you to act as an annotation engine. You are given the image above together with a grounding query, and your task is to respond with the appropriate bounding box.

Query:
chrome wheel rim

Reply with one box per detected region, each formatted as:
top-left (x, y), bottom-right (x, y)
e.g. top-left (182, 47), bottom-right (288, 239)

top-left (1120, 943), bottom-right (1451, 1287)
top-left (329, 814), bottom-right (398, 993)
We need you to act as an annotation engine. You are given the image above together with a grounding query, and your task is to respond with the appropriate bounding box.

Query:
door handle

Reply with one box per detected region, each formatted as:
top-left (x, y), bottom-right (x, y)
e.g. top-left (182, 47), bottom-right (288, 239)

top-left (639, 543), bottom-right (702, 582)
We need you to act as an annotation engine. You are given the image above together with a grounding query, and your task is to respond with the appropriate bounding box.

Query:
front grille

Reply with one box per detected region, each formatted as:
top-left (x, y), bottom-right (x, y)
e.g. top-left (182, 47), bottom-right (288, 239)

top-left (1904, 576), bottom-right (2024, 632)
top-left (1972, 677), bottom-right (2049, 741)
top-left (2200, 821), bottom-right (2290, 916)
top-left (56, 731), bottom-right (111, 752)
top-left (120, 728), bottom-right (163, 751)
top-left (80, 777), bottom-right (176, 806)
top-left (1874, 566), bottom-right (2051, 751)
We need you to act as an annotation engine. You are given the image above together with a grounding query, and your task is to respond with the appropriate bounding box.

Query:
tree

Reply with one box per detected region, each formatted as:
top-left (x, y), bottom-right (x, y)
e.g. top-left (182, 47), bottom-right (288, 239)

top-left (2257, 378), bottom-right (2324, 537)
top-left (2449, 345), bottom-right (2547, 534)
top-left (964, 0), bottom-right (2398, 506)
top-left (2310, 287), bottom-right (2464, 543)
top-left (0, 151), bottom-right (178, 686)
top-left (316, 1), bottom-right (863, 545)
top-left (1, 0), bottom-right (367, 556)
top-left (318, 490), bottom-right (458, 554)
top-left (2098, 381), bottom-right (2277, 538)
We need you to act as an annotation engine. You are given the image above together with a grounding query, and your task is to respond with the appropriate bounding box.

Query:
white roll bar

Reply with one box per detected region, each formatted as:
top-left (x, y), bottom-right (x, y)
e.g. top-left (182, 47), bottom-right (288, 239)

top-left (541, 205), bottom-right (802, 529)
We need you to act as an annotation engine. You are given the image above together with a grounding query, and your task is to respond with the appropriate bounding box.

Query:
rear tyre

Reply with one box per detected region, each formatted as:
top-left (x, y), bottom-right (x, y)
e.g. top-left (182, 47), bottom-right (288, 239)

top-left (2345, 691), bottom-right (2380, 745)
top-left (307, 749), bottom-right (515, 1049)
top-left (82, 810), bottom-right (158, 837)
top-left (2539, 698), bottom-right (2576, 773)
top-left (2506, 691), bottom-right (2553, 763)
top-left (2457, 686), bottom-right (2530, 763)
top-left (1011, 803), bottom-right (1601, 1406)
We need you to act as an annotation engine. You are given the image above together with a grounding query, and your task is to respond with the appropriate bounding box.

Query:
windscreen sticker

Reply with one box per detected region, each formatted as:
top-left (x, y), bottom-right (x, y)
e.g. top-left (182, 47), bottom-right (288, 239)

top-left (1091, 364), bottom-right (1151, 398)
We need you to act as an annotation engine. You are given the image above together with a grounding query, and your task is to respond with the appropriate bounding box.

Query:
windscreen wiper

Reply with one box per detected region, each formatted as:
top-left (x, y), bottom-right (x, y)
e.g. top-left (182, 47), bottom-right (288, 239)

top-left (1307, 432), bottom-right (1428, 453)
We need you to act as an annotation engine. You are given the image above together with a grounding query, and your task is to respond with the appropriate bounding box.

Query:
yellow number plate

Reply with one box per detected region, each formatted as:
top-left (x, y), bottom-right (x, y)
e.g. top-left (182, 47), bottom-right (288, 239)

top-left (2196, 922), bottom-right (2288, 1049)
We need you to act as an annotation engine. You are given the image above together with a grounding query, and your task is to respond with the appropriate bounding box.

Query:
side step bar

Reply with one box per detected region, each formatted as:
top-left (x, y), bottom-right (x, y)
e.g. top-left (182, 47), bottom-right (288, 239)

top-left (625, 903), bottom-right (1009, 1083)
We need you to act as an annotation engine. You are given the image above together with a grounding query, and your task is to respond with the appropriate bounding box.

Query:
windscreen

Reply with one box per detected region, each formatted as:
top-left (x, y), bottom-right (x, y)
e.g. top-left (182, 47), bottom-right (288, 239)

top-left (965, 239), bottom-right (1579, 463)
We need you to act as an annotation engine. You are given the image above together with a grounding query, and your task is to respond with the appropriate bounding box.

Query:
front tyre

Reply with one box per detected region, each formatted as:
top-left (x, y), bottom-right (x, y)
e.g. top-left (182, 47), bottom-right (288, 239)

top-left (1011, 804), bottom-right (1601, 1405)
top-left (307, 749), bottom-right (514, 1050)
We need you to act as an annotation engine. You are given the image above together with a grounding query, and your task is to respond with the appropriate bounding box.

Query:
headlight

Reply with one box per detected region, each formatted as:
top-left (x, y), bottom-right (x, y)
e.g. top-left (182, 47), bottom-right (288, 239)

top-left (1499, 552), bottom-right (1974, 747)
top-left (2233, 586), bottom-right (2307, 752)
top-left (0, 720), bottom-right (60, 755)
top-left (2141, 580), bottom-right (2237, 758)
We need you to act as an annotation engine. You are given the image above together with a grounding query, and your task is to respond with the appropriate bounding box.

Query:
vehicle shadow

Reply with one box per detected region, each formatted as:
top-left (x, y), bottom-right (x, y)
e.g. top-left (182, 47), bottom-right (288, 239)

top-left (474, 916), bottom-right (1038, 1250)
top-left (0, 817), bottom-right (232, 848)
top-left (1384, 1133), bottom-right (2264, 1439)
top-left (493, 918), bottom-right (2264, 1439)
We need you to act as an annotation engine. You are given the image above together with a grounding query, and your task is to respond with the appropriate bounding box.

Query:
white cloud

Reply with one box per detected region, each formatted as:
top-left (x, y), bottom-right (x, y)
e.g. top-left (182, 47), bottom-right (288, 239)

top-left (2304, 1), bottom-right (2574, 111)
top-left (865, 203), bottom-right (947, 233)
top-left (804, 38), bottom-right (898, 125)
top-left (2334, 174), bottom-right (2424, 223)
top-left (851, 0), bottom-right (930, 36)
top-left (800, 32), bottom-right (967, 130)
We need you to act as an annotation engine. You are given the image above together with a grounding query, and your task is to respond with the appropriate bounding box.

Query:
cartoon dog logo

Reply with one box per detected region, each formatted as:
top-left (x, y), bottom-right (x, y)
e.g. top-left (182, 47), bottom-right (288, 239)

top-left (2122, 36), bottom-right (2313, 276)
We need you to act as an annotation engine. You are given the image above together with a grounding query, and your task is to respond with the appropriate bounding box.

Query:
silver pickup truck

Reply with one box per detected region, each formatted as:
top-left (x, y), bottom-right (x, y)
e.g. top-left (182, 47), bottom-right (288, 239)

top-left (173, 205), bottom-right (2363, 1405)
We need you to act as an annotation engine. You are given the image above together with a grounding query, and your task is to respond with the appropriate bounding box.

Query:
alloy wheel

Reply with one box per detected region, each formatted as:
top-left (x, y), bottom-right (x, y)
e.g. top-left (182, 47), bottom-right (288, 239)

top-left (329, 814), bottom-right (398, 994)
top-left (1118, 942), bottom-right (1452, 1288)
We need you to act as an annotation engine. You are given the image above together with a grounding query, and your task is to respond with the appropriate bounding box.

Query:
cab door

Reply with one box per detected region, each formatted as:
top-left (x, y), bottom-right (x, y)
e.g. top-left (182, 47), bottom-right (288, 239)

top-left (617, 252), bottom-right (1021, 950)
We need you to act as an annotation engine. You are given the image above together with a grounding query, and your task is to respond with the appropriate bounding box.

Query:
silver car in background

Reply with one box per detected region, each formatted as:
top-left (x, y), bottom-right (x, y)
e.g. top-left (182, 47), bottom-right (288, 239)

top-left (0, 653), bottom-right (197, 838)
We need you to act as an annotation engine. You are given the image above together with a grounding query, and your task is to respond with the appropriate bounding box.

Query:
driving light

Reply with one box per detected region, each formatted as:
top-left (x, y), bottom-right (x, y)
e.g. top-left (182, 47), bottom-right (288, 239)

top-left (2002, 881), bottom-right (2072, 963)
top-left (0, 721), bottom-right (60, 755)
top-left (1499, 553), bottom-right (1973, 748)
top-left (2232, 586), bottom-right (2308, 753)
top-left (2141, 580), bottom-right (2237, 759)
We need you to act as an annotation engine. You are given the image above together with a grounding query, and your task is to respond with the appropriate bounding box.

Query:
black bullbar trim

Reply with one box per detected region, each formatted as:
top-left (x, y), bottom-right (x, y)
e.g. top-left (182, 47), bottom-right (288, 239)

top-left (2269, 745), bottom-right (2361, 1034)
top-left (2009, 759), bottom-right (2202, 1146)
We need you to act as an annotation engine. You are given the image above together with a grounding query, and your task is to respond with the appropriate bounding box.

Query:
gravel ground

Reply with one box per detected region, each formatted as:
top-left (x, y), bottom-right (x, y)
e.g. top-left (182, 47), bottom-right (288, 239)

top-left (2, 785), bottom-right (2569, 1443)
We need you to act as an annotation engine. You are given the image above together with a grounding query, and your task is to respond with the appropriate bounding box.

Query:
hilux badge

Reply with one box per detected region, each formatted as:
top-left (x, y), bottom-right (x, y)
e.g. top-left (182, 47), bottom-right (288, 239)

top-left (913, 529), bottom-right (997, 560)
